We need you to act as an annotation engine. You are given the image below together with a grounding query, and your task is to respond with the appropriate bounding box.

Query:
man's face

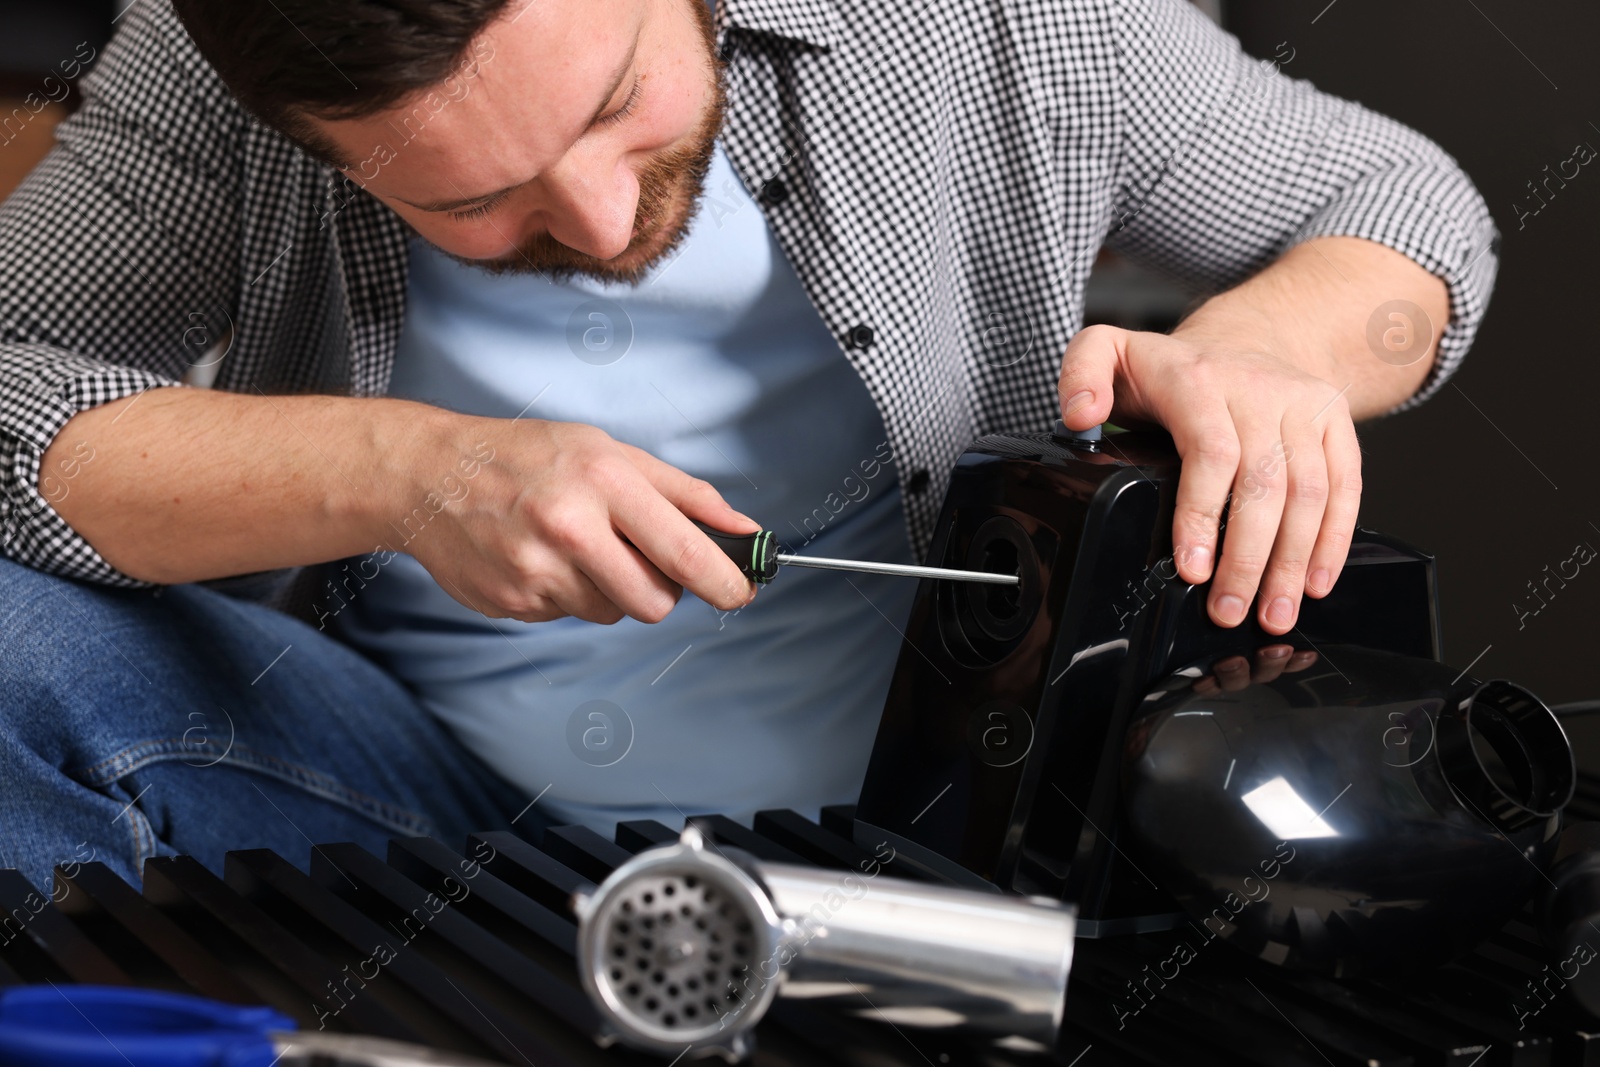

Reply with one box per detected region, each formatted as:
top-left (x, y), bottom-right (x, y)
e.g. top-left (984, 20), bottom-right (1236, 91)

top-left (310, 0), bottom-right (725, 284)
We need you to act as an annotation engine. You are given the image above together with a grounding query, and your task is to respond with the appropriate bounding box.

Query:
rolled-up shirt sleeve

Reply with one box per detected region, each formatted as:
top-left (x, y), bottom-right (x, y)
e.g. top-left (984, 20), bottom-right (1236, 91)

top-left (0, 349), bottom-right (183, 587)
top-left (0, 2), bottom-right (244, 586)
top-left (1103, 0), bottom-right (1499, 414)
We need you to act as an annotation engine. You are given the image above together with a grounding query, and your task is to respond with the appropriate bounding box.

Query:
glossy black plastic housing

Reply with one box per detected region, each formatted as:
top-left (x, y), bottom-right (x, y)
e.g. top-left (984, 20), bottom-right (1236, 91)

top-left (854, 428), bottom-right (1446, 934)
top-left (1538, 821), bottom-right (1600, 1014)
top-left (1122, 645), bottom-right (1573, 975)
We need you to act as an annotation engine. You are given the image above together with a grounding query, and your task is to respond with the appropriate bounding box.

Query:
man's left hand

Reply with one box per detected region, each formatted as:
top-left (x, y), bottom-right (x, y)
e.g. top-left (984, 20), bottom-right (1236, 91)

top-left (1058, 320), bottom-right (1359, 634)
top-left (1055, 237), bottom-right (1448, 633)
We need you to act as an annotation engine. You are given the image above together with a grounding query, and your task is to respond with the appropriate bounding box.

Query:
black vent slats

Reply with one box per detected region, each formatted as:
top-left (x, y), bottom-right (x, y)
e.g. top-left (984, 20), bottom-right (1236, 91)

top-left (0, 867), bottom-right (127, 987)
top-left (0, 801), bottom-right (1597, 1064)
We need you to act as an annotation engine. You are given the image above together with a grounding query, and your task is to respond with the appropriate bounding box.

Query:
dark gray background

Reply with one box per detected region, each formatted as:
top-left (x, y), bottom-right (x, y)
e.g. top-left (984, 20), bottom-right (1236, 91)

top-left (1230, 0), bottom-right (1598, 702)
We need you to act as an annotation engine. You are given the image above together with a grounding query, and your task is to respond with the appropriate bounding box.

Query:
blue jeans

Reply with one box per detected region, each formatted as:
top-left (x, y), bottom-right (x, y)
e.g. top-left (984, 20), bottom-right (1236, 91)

top-left (0, 555), bottom-right (549, 890)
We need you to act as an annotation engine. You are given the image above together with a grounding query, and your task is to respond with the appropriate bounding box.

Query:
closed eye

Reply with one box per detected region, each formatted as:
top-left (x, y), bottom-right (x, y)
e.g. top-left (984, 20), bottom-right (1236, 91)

top-left (443, 77), bottom-right (643, 222)
top-left (446, 190), bottom-right (513, 222)
top-left (595, 77), bottom-right (643, 130)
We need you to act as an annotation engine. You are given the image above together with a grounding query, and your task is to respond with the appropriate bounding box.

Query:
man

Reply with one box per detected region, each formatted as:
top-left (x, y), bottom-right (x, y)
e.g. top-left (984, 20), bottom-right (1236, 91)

top-left (0, 0), bottom-right (1496, 888)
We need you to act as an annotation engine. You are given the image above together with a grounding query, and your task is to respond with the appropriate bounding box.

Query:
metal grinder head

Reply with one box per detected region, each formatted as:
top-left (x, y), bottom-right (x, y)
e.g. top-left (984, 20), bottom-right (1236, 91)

top-left (574, 824), bottom-right (1078, 1062)
top-left (572, 826), bottom-right (783, 1061)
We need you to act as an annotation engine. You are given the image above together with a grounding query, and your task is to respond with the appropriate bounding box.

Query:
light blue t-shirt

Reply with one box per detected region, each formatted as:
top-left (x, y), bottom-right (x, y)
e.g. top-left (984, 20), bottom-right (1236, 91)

top-left (332, 142), bottom-right (916, 834)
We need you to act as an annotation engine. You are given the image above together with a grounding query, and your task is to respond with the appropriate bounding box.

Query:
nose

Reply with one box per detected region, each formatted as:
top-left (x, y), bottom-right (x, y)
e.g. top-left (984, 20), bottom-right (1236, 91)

top-left (530, 150), bottom-right (640, 261)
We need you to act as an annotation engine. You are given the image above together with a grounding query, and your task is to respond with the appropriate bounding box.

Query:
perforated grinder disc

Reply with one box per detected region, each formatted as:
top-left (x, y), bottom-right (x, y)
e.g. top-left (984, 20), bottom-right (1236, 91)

top-left (575, 826), bottom-right (786, 1055)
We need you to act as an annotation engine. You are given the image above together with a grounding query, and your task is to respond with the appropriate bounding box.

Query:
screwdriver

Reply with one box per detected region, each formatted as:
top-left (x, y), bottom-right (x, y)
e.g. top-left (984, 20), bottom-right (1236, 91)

top-left (693, 522), bottom-right (1020, 586)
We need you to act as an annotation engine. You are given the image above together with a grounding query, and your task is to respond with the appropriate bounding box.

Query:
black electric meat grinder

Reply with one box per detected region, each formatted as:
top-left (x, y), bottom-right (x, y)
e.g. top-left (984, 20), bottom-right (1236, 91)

top-left (853, 424), bottom-right (1578, 976)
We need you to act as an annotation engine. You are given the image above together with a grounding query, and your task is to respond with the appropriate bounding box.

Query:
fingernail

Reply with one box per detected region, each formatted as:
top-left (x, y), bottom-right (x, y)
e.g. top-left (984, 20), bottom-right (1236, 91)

top-left (1215, 594), bottom-right (1246, 624)
top-left (1181, 544), bottom-right (1212, 576)
top-left (1262, 644), bottom-right (1292, 659)
top-left (1063, 390), bottom-right (1093, 417)
top-left (1309, 568), bottom-right (1330, 594)
top-left (1266, 596), bottom-right (1294, 627)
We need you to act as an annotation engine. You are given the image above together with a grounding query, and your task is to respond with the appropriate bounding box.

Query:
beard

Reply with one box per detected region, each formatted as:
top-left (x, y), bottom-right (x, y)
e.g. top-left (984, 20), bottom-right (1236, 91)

top-left (446, 0), bottom-right (726, 285)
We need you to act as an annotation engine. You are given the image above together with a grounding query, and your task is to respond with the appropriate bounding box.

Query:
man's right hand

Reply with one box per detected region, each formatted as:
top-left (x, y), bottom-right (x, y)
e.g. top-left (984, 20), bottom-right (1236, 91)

top-left (393, 416), bottom-right (759, 625)
top-left (37, 390), bottom-right (756, 626)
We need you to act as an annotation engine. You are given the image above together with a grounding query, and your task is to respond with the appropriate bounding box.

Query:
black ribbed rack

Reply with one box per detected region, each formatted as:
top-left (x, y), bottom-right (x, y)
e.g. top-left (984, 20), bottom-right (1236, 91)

top-left (4, 793), bottom-right (1597, 1066)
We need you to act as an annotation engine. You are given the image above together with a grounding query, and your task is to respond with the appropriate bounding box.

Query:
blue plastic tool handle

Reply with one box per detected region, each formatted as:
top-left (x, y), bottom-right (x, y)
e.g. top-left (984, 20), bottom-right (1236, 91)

top-left (0, 985), bottom-right (296, 1067)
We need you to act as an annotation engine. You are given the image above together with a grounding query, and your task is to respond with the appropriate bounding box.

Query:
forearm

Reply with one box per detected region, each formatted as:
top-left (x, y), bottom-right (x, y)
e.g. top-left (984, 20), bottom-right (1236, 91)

top-left (1170, 235), bottom-right (1449, 421)
top-left (38, 387), bottom-right (452, 584)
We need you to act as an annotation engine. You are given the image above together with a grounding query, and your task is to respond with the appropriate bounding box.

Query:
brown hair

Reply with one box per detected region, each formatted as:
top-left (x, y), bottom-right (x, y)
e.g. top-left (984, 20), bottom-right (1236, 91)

top-left (170, 0), bottom-right (516, 165)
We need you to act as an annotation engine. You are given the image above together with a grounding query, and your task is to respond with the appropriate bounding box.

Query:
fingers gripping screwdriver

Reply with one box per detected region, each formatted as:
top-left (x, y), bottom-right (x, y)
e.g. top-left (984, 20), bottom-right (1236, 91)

top-left (694, 522), bottom-right (1021, 586)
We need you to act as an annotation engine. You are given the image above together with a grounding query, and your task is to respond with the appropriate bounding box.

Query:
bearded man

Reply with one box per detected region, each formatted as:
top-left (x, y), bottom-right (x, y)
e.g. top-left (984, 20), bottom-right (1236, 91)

top-left (0, 0), bottom-right (1496, 886)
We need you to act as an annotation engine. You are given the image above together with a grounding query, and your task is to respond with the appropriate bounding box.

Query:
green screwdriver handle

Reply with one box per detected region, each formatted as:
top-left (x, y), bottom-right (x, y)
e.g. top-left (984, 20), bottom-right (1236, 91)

top-left (694, 522), bottom-right (779, 584)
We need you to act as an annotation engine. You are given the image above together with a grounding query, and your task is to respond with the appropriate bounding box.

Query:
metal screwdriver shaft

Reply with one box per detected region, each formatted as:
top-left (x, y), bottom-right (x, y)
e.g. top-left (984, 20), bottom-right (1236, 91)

top-left (773, 553), bottom-right (1019, 584)
top-left (693, 522), bottom-right (1020, 586)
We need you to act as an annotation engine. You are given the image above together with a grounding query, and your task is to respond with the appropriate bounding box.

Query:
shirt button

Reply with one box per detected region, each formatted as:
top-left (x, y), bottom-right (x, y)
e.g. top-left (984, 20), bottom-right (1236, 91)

top-left (759, 178), bottom-right (789, 205)
top-left (846, 324), bottom-right (875, 349)
top-left (907, 468), bottom-right (932, 496)
top-left (718, 40), bottom-right (736, 62)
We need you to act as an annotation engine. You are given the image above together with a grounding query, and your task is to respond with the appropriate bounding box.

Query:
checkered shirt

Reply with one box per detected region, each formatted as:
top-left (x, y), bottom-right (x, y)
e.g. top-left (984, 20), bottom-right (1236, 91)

top-left (0, 0), bottom-right (1499, 591)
